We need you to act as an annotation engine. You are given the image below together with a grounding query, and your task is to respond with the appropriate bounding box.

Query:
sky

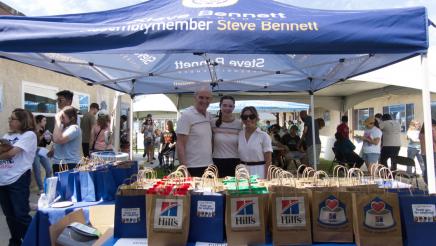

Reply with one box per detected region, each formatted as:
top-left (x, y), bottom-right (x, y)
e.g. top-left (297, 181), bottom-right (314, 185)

top-left (2, 0), bottom-right (435, 45)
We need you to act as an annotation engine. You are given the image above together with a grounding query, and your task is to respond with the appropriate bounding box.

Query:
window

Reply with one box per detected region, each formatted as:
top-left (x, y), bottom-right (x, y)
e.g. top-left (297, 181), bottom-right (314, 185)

top-left (22, 82), bottom-right (57, 114)
top-left (73, 92), bottom-right (90, 115)
top-left (383, 103), bottom-right (414, 132)
top-left (353, 108), bottom-right (374, 130)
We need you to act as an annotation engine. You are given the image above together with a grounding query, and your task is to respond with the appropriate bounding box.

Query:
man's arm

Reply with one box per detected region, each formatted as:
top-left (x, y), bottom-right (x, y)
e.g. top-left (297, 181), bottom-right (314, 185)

top-left (176, 134), bottom-right (188, 166)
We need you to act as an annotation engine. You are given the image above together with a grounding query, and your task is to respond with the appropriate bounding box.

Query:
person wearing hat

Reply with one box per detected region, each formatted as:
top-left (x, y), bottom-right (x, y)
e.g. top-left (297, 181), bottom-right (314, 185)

top-left (89, 110), bottom-right (113, 152)
top-left (359, 117), bottom-right (382, 173)
top-left (80, 103), bottom-right (99, 157)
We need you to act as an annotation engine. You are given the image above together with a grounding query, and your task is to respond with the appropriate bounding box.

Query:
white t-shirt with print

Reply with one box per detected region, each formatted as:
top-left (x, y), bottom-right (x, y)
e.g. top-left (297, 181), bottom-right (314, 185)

top-left (211, 118), bottom-right (242, 159)
top-left (0, 131), bottom-right (37, 185)
top-left (362, 127), bottom-right (382, 154)
top-left (176, 106), bottom-right (213, 168)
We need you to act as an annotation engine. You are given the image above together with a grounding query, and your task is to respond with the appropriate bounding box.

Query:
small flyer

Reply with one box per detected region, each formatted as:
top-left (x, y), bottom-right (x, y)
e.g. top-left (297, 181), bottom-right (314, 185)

top-left (412, 204), bottom-right (436, 223)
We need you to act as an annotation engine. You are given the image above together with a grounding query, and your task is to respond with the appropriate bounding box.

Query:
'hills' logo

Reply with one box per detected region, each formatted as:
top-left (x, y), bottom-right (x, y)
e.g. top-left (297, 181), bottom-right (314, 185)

top-left (153, 199), bottom-right (183, 230)
top-left (231, 197), bottom-right (260, 228)
top-left (276, 197), bottom-right (306, 228)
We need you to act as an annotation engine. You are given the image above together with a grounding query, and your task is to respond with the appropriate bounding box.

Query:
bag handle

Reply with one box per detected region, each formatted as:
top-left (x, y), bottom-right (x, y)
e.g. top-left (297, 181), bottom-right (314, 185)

top-left (296, 164), bottom-right (307, 179)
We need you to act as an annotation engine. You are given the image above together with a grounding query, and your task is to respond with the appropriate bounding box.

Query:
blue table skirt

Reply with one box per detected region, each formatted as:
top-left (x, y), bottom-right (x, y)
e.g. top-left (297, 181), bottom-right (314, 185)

top-left (22, 200), bottom-right (112, 246)
top-left (23, 201), bottom-right (355, 246)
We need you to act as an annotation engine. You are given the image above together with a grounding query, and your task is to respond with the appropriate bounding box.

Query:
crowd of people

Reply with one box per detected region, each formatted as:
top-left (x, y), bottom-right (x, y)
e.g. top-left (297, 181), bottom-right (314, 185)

top-left (0, 90), bottom-right (128, 245)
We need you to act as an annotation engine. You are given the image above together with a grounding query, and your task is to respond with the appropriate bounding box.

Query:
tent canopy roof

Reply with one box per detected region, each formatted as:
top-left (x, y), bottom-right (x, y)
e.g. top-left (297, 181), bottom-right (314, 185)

top-left (0, 0), bottom-right (429, 95)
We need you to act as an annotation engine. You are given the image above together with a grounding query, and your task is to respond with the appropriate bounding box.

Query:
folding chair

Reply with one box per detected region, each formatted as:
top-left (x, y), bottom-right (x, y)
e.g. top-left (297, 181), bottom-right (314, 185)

top-left (330, 147), bottom-right (347, 173)
top-left (391, 156), bottom-right (420, 188)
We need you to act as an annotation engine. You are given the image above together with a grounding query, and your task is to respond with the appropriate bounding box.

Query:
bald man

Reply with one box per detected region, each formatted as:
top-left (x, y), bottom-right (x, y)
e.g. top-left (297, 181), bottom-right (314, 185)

top-left (176, 87), bottom-right (213, 176)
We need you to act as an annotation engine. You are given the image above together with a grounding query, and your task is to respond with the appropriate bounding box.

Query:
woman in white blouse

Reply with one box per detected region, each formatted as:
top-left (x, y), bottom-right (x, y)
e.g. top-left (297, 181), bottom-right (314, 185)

top-left (211, 96), bottom-right (242, 177)
top-left (238, 106), bottom-right (272, 178)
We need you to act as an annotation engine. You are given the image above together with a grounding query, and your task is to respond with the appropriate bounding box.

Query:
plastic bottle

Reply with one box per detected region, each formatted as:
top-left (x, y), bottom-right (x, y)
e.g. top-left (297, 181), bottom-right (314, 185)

top-left (37, 193), bottom-right (49, 209)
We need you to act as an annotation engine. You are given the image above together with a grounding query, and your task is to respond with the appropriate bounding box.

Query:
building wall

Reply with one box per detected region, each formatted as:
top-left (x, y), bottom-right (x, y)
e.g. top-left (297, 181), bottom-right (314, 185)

top-left (0, 58), bottom-right (125, 134)
top-left (351, 92), bottom-right (436, 146)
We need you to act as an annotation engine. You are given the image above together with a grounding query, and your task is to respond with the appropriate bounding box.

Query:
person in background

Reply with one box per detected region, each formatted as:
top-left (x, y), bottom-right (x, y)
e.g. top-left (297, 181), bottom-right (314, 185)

top-left (359, 117), bottom-right (382, 174)
top-left (80, 103), bottom-right (99, 157)
top-left (0, 108), bottom-right (37, 246)
top-left (211, 95), bottom-right (242, 177)
top-left (407, 120), bottom-right (424, 175)
top-left (141, 114), bottom-right (154, 163)
top-left (89, 110), bottom-right (113, 152)
top-left (238, 106), bottom-right (272, 178)
top-left (159, 121), bottom-right (177, 166)
top-left (52, 106), bottom-right (82, 173)
top-left (334, 132), bottom-right (364, 168)
top-left (419, 120), bottom-right (436, 185)
top-left (153, 128), bottom-right (162, 160)
top-left (379, 114), bottom-right (401, 171)
top-left (299, 110), bottom-right (321, 167)
top-left (120, 115), bottom-right (130, 152)
top-left (375, 113), bottom-right (383, 125)
top-left (336, 115), bottom-right (349, 139)
top-left (33, 115), bottom-right (52, 194)
top-left (56, 90), bottom-right (73, 110)
top-left (263, 120), bottom-right (272, 134)
top-left (316, 118), bottom-right (325, 130)
top-left (176, 87), bottom-right (213, 176)
top-left (281, 125), bottom-right (305, 165)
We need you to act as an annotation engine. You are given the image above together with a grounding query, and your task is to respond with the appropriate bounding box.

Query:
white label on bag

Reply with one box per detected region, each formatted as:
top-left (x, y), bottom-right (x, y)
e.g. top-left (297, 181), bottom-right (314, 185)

top-left (275, 196), bottom-right (306, 228)
top-left (153, 198), bottom-right (183, 230)
top-left (195, 243), bottom-right (227, 246)
top-left (121, 208), bottom-right (141, 224)
top-left (230, 197), bottom-right (260, 228)
top-left (412, 204), bottom-right (436, 223)
top-left (197, 201), bottom-right (215, 218)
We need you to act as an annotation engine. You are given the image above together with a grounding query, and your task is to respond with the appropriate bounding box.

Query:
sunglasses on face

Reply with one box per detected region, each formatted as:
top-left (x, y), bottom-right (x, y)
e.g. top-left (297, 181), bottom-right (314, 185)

top-left (241, 114), bottom-right (256, 120)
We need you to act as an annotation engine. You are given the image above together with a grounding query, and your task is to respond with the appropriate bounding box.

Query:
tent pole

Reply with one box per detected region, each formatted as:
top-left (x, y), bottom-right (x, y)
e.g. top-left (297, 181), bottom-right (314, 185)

top-left (421, 53), bottom-right (435, 194)
top-left (129, 96), bottom-right (134, 159)
top-left (113, 93), bottom-right (121, 152)
top-left (310, 92), bottom-right (317, 170)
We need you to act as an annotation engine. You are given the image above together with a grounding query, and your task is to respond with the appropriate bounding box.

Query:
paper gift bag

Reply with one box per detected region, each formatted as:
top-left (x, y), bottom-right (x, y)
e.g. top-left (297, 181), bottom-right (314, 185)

top-left (352, 192), bottom-right (403, 246)
top-left (70, 170), bottom-right (81, 202)
top-left (147, 193), bottom-right (191, 246)
top-left (398, 194), bottom-right (436, 246)
top-left (114, 188), bottom-right (147, 238)
top-left (225, 192), bottom-right (267, 245)
top-left (269, 185), bottom-right (311, 245)
top-left (310, 188), bottom-right (353, 243)
top-left (56, 170), bottom-right (74, 201)
top-left (110, 160), bottom-right (138, 188)
top-left (79, 170), bottom-right (98, 202)
top-left (95, 168), bottom-right (117, 201)
top-left (188, 192), bottom-right (225, 243)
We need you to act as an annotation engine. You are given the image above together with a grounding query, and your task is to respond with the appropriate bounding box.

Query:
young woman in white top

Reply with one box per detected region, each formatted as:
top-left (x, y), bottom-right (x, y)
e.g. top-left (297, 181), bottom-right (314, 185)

top-left (211, 96), bottom-right (242, 177)
top-left (0, 108), bottom-right (37, 245)
top-left (238, 106), bottom-right (273, 179)
top-left (359, 117), bottom-right (382, 174)
top-left (406, 120), bottom-right (424, 174)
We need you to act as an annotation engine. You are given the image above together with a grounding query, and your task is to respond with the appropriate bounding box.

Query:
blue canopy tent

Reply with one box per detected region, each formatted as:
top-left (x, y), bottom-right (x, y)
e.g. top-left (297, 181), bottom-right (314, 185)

top-left (207, 100), bottom-right (309, 113)
top-left (0, 0), bottom-right (433, 184)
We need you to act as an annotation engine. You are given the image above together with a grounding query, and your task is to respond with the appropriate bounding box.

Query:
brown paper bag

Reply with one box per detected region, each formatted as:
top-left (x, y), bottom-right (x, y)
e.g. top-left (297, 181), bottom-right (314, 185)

top-left (309, 188), bottom-right (353, 243)
top-left (146, 193), bottom-right (190, 246)
top-left (352, 192), bottom-right (403, 246)
top-left (225, 192), bottom-right (267, 245)
top-left (49, 209), bottom-right (86, 246)
top-left (270, 185), bottom-right (312, 245)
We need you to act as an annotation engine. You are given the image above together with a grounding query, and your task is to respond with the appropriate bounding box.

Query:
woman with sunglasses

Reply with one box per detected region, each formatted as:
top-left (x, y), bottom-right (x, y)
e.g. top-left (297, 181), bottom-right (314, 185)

top-left (211, 96), bottom-right (242, 177)
top-left (52, 106), bottom-right (82, 173)
top-left (0, 108), bottom-right (37, 245)
top-left (238, 106), bottom-right (272, 178)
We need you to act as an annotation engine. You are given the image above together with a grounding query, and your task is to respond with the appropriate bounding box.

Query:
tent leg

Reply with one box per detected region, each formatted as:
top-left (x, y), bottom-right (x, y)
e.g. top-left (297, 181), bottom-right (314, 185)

top-left (421, 53), bottom-right (435, 194)
top-left (113, 93), bottom-right (121, 152)
top-left (129, 97), bottom-right (134, 159)
top-left (310, 93), bottom-right (317, 170)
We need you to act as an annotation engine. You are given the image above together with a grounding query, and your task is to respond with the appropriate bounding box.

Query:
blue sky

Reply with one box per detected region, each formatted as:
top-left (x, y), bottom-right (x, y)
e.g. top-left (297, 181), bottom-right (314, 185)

top-left (2, 0), bottom-right (435, 45)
